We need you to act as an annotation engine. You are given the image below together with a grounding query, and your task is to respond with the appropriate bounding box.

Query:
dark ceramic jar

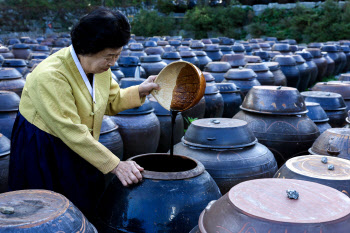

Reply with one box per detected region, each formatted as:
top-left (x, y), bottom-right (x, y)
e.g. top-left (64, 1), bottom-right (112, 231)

top-left (111, 98), bottom-right (160, 160)
top-left (203, 62), bottom-right (231, 83)
top-left (221, 54), bottom-right (246, 68)
top-left (265, 61), bottom-right (287, 86)
top-left (322, 52), bottom-right (335, 77)
top-left (306, 48), bottom-right (327, 82)
top-left (220, 38), bottom-right (235, 45)
top-left (128, 43), bottom-right (144, 51)
top-left (259, 42), bottom-right (271, 51)
top-left (180, 51), bottom-right (200, 67)
top-left (224, 68), bottom-right (260, 95)
top-left (341, 45), bottom-right (350, 72)
top-left (215, 83), bottom-right (243, 118)
top-left (203, 44), bottom-right (223, 61)
top-left (253, 51), bottom-right (269, 62)
top-left (173, 118), bottom-right (277, 194)
top-left (244, 63), bottom-right (275, 85)
top-left (295, 51), bottom-right (318, 87)
top-left (234, 86), bottom-right (320, 166)
top-left (161, 51), bottom-right (182, 65)
top-left (168, 40), bottom-right (182, 49)
top-left (97, 153), bottom-right (221, 233)
top-left (267, 51), bottom-right (282, 60)
top-left (144, 46), bottom-right (164, 56)
top-left (274, 155), bottom-right (350, 197)
top-left (0, 91), bottom-right (20, 139)
top-left (272, 55), bottom-right (300, 88)
top-left (219, 45), bottom-right (234, 56)
top-left (201, 39), bottom-right (212, 45)
top-left (301, 91), bottom-right (347, 127)
top-left (143, 40), bottom-right (157, 48)
top-left (272, 43), bottom-right (292, 55)
top-left (181, 97), bottom-right (206, 129)
top-left (190, 41), bottom-right (205, 51)
top-left (193, 51), bottom-right (212, 70)
top-left (0, 55), bottom-right (4, 67)
top-left (312, 81), bottom-right (350, 110)
top-left (0, 190), bottom-right (97, 232)
top-left (305, 101), bottom-right (332, 134)
top-left (149, 97), bottom-right (184, 153)
top-left (0, 68), bottom-right (25, 97)
top-left (177, 46), bottom-right (191, 52)
top-left (11, 43), bottom-right (31, 60)
top-left (292, 54), bottom-right (311, 92)
top-left (27, 52), bottom-right (49, 60)
top-left (232, 44), bottom-right (245, 54)
top-left (340, 73), bottom-right (350, 81)
top-left (110, 62), bottom-right (124, 81)
top-left (140, 55), bottom-right (167, 76)
top-left (34, 45), bottom-right (50, 54)
top-left (203, 72), bottom-right (215, 83)
top-left (0, 133), bottom-right (10, 193)
top-left (308, 42), bottom-right (324, 48)
top-left (0, 46), bottom-right (14, 59)
top-left (193, 179), bottom-right (350, 233)
top-left (98, 116), bottom-right (123, 160)
top-left (118, 56), bottom-right (146, 79)
top-left (336, 45), bottom-right (347, 74)
top-left (2, 59), bottom-right (29, 76)
top-left (321, 45), bottom-right (341, 75)
top-left (244, 55), bottom-right (262, 63)
top-left (204, 84), bottom-right (224, 118)
top-left (157, 40), bottom-right (169, 47)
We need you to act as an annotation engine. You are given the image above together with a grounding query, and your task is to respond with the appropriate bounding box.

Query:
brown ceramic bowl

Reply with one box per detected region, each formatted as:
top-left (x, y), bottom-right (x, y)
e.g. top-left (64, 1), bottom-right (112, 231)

top-left (241, 86), bottom-right (307, 115)
top-left (152, 61), bottom-right (206, 111)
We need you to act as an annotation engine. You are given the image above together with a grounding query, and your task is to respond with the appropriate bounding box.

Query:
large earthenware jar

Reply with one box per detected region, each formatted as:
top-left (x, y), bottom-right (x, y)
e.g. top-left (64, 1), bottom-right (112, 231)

top-left (110, 98), bottom-right (160, 160)
top-left (322, 52), bottom-right (335, 77)
top-left (149, 97), bottom-right (184, 153)
top-left (244, 63), bottom-right (275, 85)
top-left (0, 189), bottom-right (97, 232)
top-left (181, 97), bottom-right (206, 129)
top-left (224, 67), bottom-right (260, 95)
top-left (161, 51), bottom-right (182, 65)
top-left (234, 86), bottom-right (320, 166)
top-left (173, 118), bottom-right (277, 194)
top-left (110, 62), bottom-right (124, 81)
top-left (341, 45), bottom-right (350, 72)
top-left (2, 59), bottom-right (29, 77)
top-left (306, 48), bottom-right (327, 82)
top-left (274, 155), bottom-right (350, 197)
top-left (140, 55), bottom-right (167, 77)
top-left (309, 128), bottom-right (350, 159)
top-left (193, 179), bottom-right (350, 233)
top-left (301, 91), bottom-right (347, 127)
top-left (272, 55), bottom-right (300, 88)
top-left (180, 51), bottom-right (200, 67)
top-left (244, 55), bottom-right (262, 64)
top-left (253, 51), bottom-right (269, 62)
top-left (190, 41), bottom-right (205, 51)
top-left (193, 51), bottom-right (212, 70)
top-left (203, 44), bottom-right (223, 61)
top-left (144, 46), bottom-right (164, 56)
top-left (321, 45), bottom-right (341, 75)
top-left (272, 43), bottom-right (292, 55)
top-left (203, 62), bottom-right (231, 83)
top-left (11, 43), bottom-right (31, 60)
top-left (336, 45), bottom-right (348, 74)
top-left (0, 46), bottom-right (14, 59)
top-left (96, 153), bottom-right (221, 233)
top-left (295, 51), bottom-right (318, 87)
top-left (118, 56), bottom-right (146, 79)
top-left (220, 54), bottom-right (246, 68)
top-left (305, 102), bottom-right (332, 134)
top-left (292, 54), bottom-right (311, 92)
top-left (231, 44), bottom-right (245, 54)
top-left (0, 133), bottom-right (10, 194)
top-left (215, 83), bottom-right (243, 118)
top-left (219, 45), bottom-right (234, 56)
top-left (0, 91), bottom-right (20, 139)
top-left (203, 84), bottom-right (224, 118)
top-left (98, 116), bottom-right (123, 160)
top-left (265, 61), bottom-right (287, 86)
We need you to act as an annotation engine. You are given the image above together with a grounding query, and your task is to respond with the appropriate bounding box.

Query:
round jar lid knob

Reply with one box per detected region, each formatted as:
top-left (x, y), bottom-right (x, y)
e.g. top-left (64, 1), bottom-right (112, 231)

top-left (211, 119), bottom-right (220, 124)
top-left (286, 190), bottom-right (299, 200)
top-left (0, 206), bottom-right (14, 214)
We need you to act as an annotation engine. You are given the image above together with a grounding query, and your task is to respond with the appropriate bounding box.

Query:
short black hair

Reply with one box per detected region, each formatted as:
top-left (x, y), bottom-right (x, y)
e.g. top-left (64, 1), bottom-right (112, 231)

top-left (71, 7), bottom-right (130, 55)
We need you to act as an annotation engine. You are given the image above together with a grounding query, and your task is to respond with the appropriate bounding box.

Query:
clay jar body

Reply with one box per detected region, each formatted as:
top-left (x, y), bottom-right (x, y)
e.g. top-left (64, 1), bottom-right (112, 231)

top-left (118, 56), bottom-right (146, 79)
top-left (295, 51), bottom-right (318, 87)
top-left (96, 153), bottom-right (222, 233)
top-left (0, 91), bottom-right (20, 139)
top-left (305, 102), bottom-right (332, 134)
top-left (0, 68), bottom-right (25, 97)
top-left (180, 51), bottom-right (199, 67)
top-left (181, 97), bottom-right (206, 129)
top-left (203, 44), bottom-right (223, 61)
top-left (161, 51), bottom-right (182, 65)
top-left (173, 118), bottom-right (277, 194)
top-left (2, 59), bottom-right (29, 77)
top-left (140, 55), bottom-right (167, 77)
top-left (204, 84), bottom-right (224, 118)
top-left (245, 63), bottom-right (274, 85)
top-left (306, 48), bottom-right (327, 82)
top-left (215, 83), bottom-right (243, 118)
top-left (11, 44), bottom-right (31, 60)
top-left (224, 68), bottom-right (260, 95)
top-left (234, 86), bottom-right (320, 166)
top-left (203, 62), bottom-right (231, 83)
top-left (322, 52), bottom-right (335, 77)
top-left (0, 133), bottom-right (10, 193)
top-left (265, 62), bottom-right (287, 86)
top-left (293, 55), bottom-right (311, 92)
top-left (272, 55), bottom-right (300, 88)
top-left (111, 98), bottom-right (160, 160)
top-left (322, 45), bottom-right (341, 75)
top-left (98, 116), bottom-right (123, 160)
top-left (193, 51), bottom-right (212, 70)
top-left (221, 54), bottom-right (247, 68)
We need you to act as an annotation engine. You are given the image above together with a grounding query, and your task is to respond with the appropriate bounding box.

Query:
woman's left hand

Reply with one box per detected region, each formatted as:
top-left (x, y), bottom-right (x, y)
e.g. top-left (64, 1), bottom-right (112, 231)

top-left (138, 75), bottom-right (160, 98)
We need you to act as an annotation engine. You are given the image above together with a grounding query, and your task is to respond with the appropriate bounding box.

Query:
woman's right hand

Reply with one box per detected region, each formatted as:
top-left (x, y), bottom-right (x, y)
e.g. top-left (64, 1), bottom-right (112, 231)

top-left (111, 161), bottom-right (144, 186)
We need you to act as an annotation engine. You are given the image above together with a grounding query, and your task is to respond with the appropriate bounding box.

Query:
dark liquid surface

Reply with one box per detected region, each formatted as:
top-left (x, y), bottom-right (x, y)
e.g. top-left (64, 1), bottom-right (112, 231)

top-left (170, 110), bottom-right (179, 157)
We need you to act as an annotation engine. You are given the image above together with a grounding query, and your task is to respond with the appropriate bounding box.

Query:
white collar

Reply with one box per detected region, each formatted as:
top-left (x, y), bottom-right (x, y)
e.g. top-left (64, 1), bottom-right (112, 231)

top-left (70, 45), bottom-right (96, 103)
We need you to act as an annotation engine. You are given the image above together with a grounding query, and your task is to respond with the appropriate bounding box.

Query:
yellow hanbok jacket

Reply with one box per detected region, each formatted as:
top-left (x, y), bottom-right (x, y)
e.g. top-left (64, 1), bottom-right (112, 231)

top-left (19, 47), bottom-right (144, 174)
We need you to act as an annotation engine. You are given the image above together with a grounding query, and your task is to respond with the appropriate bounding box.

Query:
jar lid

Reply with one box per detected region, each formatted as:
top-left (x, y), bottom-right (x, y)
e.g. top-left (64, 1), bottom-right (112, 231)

top-left (169, 40), bottom-right (182, 46)
top-left (201, 39), bottom-right (212, 44)
top-left (145, 47), bottom-right (164, 55)
top-left (0, 46), bottom-right (10, 53)
top-left (244, 63), bottom-right (269, 72)
top-left (267, 51), bottom-right (282, 59)
top-left (118, 56), bottom-right (140, 67)
top-left (321, 45), bottom-right (337, 52)
top-left (205, 83), bottom-right (219, 94)
top-left (162, 51), bottom-right (181, 59)
top-left (0, 68), bottom-right (22, 80)
top-left (305, 101), bottom-right (329, 122)
top-left (244, 56), bottom-right (262, 63)
top-left (182, 118), bottom-right (257, 149)
top-left (180, 51), bottom-right (196, 58)
top-left (306, 48), bottom-right (322, 58)
top-left (219, 45), bottom-right (232, 51)
top-left (144, 41), bottom-right (157, 48)
top-left (281, 39), bottom-right (297, 45)
top-left (128, 43), bottom-right (144, 51)
top-left (220, 38), bottom-right (234, 45)
top-left (341, 45), bottom-right (350, 52)
top-left (193, 51), bottom-right (207, 56)
top-left (204, 44), bottom-right (220, 52)
top-left (308, 42), bottom-right (324, 48)
top-left (292, 55), bottom-right (306, 64)
top-left (29, 53), bottom-right (49, 59)
top-left (241, 86), bottom-right (308, 115)
top-left (272, 55), bottom-right (297, 66)
top-left (311, 82), bottom-right (350, 100)
top-left (221, 54), bottom-right (246, 67)
top-left (204, 62), bottom-right (231, 72)
top-left (295, 51), bottom-right (313, 61)
top-left (215, 83), bottom-right (238, 93)
top-left (232, 44), bottom-right (245, 52)
top-left (265, 62), bottom-right (280, 71)
top-left (259, 43), bottom-right (271, 48)
top-left (203, 72), bottom-right (215, 82)
top-left (12, 43), bottom-right (30, 49)
top-left (177, 46), bottom-right (191, 52)
top-left (190, 41), bottom-right (205, 49)
top-left (210, 38), bottom-right (220, 44)
top-left (0, 91), bottom-right (20, 112)
top-left (0, 133), bottom-right (10, 157)
top-left (118, 97), bottom-right (154, 115)
top-left (140, 55), bottom-right (162, 63)
top-left (224, 68), bottom-right (257, 80)
top-left (34, 45), bottom-right (50, 51)
top-left (301, 91), bottom-right (347, 110)
top-left (2, 59), bottom-right (27, 67)
top-left (100, 116), bottom-right (118, 134)
top-left (272, 43), bottom-right (291, 52)
top-left (27, 59), bottom-right (43, 68)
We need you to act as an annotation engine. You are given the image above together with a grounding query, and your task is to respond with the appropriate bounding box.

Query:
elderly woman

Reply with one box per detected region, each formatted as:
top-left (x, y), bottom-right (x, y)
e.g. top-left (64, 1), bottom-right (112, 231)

top-left (8, 8), bottom-right (158, 222)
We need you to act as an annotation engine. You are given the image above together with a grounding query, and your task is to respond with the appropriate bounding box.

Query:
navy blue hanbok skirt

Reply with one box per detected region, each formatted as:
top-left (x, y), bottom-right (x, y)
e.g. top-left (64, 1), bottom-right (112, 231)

top-left (9, 112), bottom-right (105, 223)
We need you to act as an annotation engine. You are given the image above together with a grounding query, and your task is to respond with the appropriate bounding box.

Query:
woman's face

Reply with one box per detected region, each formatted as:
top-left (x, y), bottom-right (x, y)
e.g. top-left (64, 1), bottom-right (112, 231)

top-left (79, 47), bottom-right (122, 74)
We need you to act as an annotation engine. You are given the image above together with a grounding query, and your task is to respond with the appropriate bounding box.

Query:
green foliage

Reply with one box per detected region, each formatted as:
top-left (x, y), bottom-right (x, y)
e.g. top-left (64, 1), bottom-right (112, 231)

top-left (184, 117), bottom-right (198, 133)
top-left (130, 10), bottom-right (175, 37)
top-left (183, 5), bottom-right (252, 39)
top-left (248, 0), bottom-right (350, 43)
